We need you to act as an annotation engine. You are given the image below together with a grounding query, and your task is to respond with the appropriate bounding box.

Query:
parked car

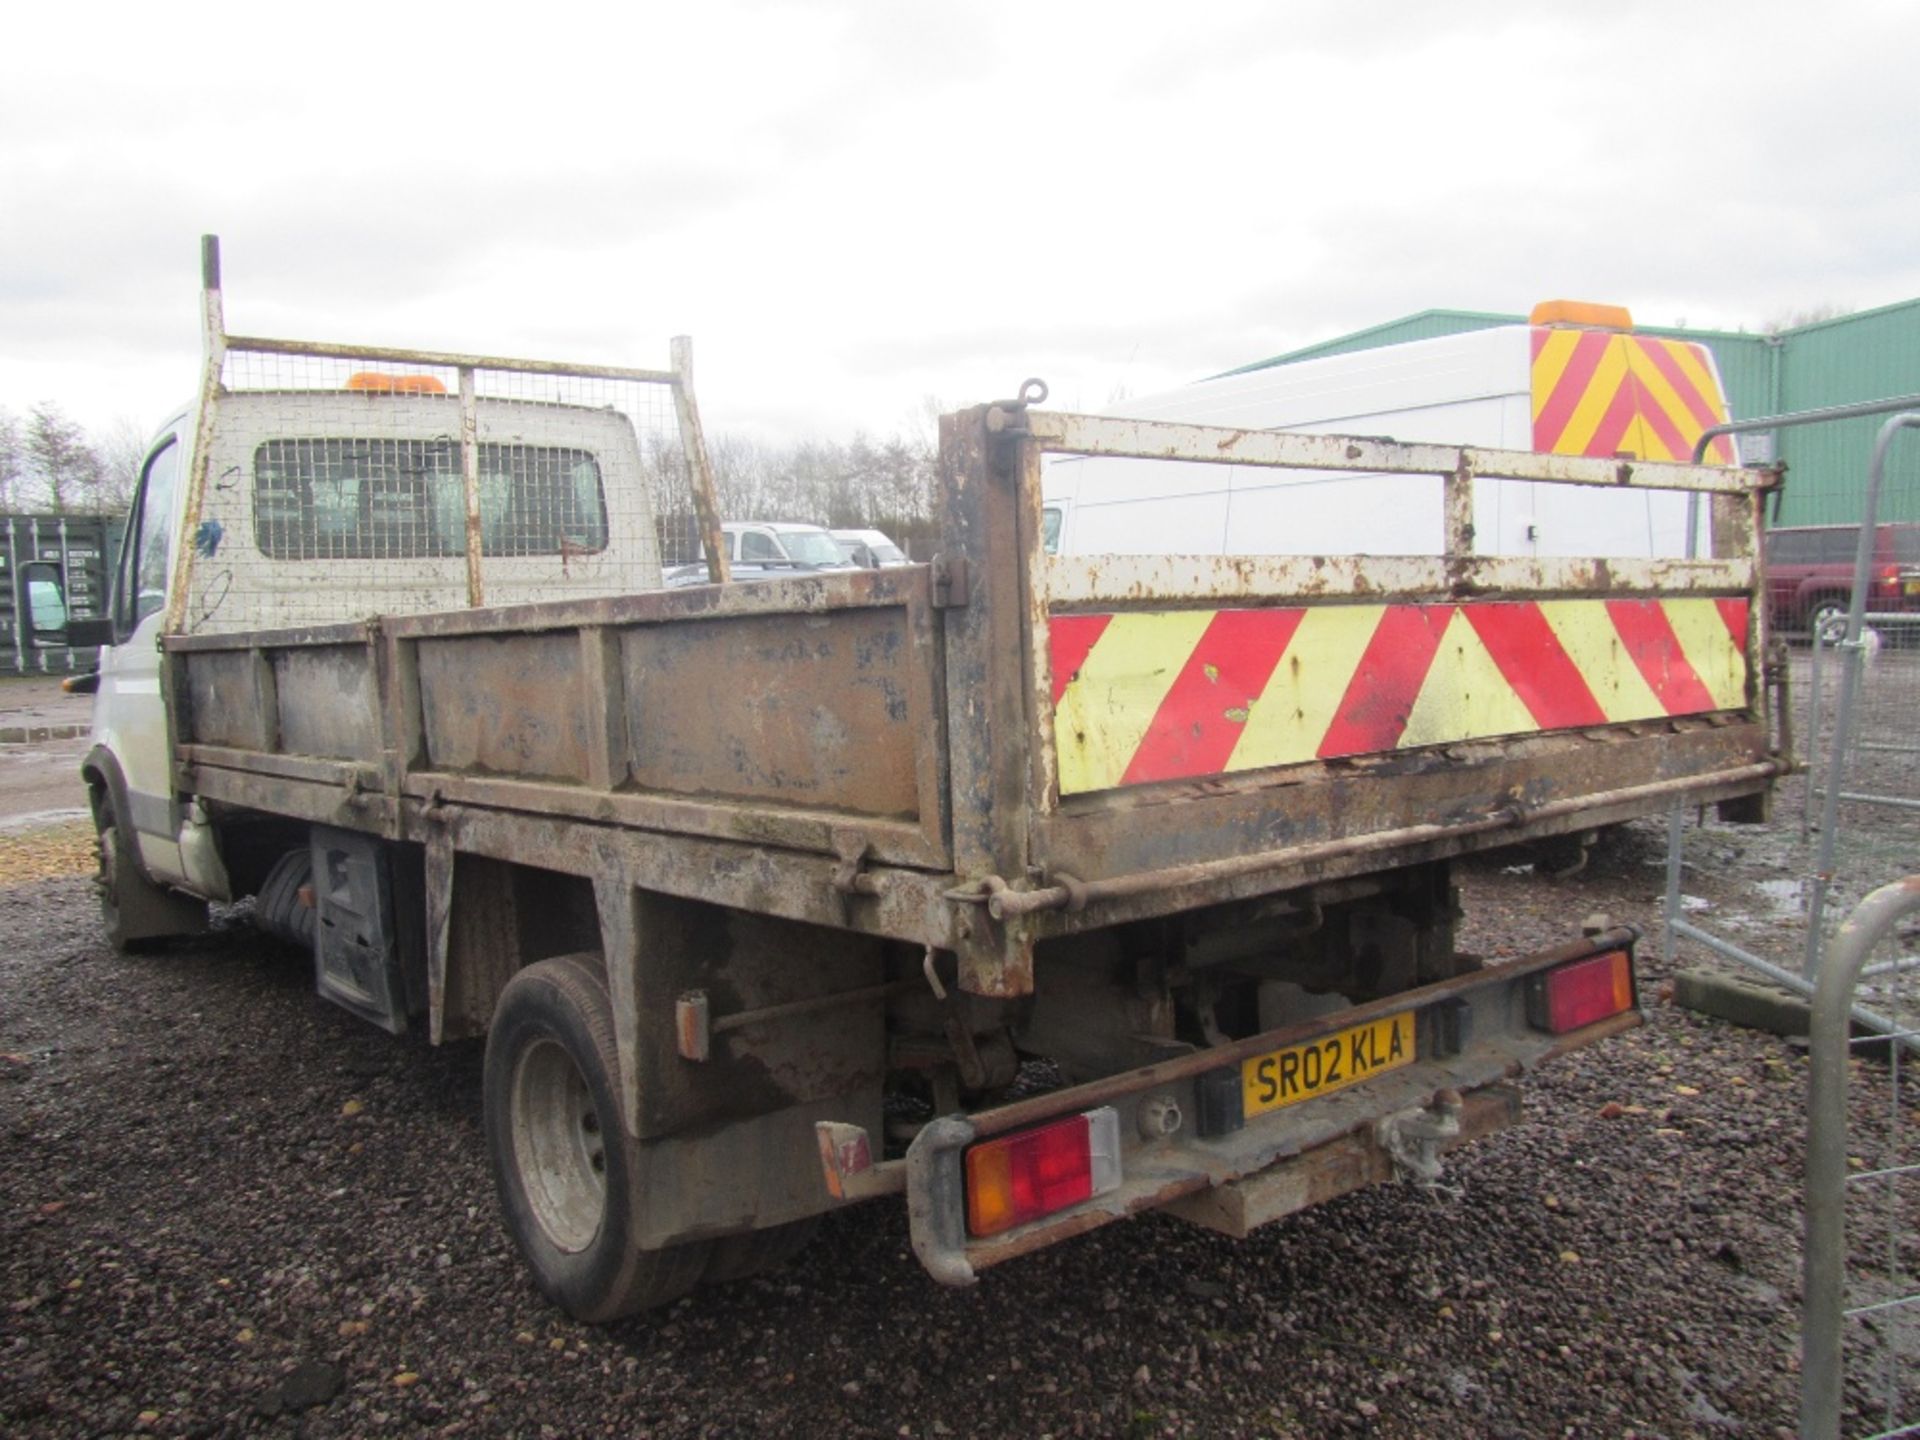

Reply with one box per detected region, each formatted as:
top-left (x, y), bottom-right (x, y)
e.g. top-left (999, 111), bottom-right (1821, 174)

top-left (1764, 522), bottom-right (1920, 636)
top-left (830, 528), bottom-right (909, 568)
top-left (664, 520), bottom-right (859, 586)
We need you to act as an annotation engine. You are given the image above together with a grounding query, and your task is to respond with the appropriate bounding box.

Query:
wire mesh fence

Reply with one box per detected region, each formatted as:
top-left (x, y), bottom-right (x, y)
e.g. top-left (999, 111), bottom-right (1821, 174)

top-left (1805, 879), bottom-right (1920, 1440)
top-left (1801, 628), bottom-right (1920, 946)
top-left (1656, 407), bottom-right (1920, 1436)
top-left (180, 348), bottom-right (686, 635)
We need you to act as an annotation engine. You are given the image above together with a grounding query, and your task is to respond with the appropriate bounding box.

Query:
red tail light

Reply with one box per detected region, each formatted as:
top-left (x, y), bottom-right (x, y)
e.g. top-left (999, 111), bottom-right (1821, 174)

top-left (965, 1108), bottom-right (1122, 1238)
top-left (1528, 950), bottom-right (1636, 1034)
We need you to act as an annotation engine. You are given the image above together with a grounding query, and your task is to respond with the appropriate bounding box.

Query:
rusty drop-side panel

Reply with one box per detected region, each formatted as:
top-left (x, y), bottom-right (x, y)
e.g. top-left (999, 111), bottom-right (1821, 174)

top-left (621, 607), bottom-right (924, 817)
top-left (274, 644), bottom-right (381, 763)
top-left (417, 631), bottom-right (597, 783)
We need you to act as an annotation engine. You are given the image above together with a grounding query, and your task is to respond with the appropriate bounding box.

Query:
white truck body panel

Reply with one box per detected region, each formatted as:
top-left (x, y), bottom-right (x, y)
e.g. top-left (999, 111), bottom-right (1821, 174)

top-left (1044, 326), bottom-right (1714, 560)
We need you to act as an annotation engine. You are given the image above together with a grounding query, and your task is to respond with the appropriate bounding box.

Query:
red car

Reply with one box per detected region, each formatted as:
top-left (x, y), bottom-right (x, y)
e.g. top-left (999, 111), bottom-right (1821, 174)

top-left (1765, 522), bottom-right (1920, 636)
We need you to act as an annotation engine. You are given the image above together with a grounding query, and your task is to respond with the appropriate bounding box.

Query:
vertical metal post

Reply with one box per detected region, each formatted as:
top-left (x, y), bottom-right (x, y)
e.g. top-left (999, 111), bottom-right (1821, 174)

top-left (669, 336), bottom-right (729, 586)
top-left (1802, 895), bottom-right (1849, 1440)
top-left (458, 366), bottom-right (484, 608)
top-left (56, 516), bottom-right (71, 672)
top-left (1662, 803), bottom-right (1685, 968)
top-left (163, 234), bottom-right (228, 636)
top-left (1803, 626), bottom-right (1828, 842)
top-left (1802, 877), bottom-right (1920, 1440)
top-left (1802, 414), bottom-right (1920, 977)
top-left (1443, 458), bottom-right (1475, 557)
top-left (940, 404), bottom-right (1038, 998)
top-left (6, 519), bottom-right (21, 674)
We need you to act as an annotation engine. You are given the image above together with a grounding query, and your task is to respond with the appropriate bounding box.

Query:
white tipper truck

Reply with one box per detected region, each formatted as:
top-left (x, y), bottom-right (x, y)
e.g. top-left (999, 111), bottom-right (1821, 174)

top-left (66, 251), bottom-right (1783, 1320)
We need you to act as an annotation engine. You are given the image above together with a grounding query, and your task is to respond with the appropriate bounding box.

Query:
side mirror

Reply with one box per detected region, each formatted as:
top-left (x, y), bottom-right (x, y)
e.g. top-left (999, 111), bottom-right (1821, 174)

top-left (65, 616), bottom-right (116, 649)
top-left (23, 568), bottom-right (70, 646)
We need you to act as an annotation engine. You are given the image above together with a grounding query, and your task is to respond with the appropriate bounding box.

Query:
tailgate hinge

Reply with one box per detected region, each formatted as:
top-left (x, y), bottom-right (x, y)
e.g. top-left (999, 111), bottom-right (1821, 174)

top-left (930, 554), bottom-right (970, 609)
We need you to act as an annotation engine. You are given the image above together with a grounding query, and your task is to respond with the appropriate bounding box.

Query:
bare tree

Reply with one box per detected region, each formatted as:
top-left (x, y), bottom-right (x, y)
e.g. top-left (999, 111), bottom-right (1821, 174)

top-left (0, 408), bottom-right (20, 511)
top-left (89, 416), bottom-right (150, 515)
top-left (24, 403), bottom-right (100, 513)
top-left (1763, 303), bottom-right (1855, 337)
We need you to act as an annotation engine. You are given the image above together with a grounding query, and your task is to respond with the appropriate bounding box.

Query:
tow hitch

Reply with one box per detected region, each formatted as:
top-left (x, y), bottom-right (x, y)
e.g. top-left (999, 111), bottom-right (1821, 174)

top-left (1375, 1088), bottom-right (1465, 1188)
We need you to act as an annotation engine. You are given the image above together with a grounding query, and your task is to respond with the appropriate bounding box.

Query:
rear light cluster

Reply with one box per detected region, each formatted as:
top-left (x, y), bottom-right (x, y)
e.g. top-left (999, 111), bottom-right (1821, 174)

top-left (1871, 564), bottom-right (1920, 597)
top-left (1527, 949), bottom-right (1636, 1034)
top-left (964, 1107), bottom-right (1122, 1238)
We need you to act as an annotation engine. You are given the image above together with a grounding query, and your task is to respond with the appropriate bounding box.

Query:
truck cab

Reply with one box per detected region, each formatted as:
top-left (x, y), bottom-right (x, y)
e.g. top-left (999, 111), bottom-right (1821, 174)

top-left (76, 366), bottom-right (676, 946)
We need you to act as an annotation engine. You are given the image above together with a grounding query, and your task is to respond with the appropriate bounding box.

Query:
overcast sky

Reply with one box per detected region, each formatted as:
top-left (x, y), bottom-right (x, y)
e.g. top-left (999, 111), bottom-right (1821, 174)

top-left (4, 0), bottom-right (1917, 450)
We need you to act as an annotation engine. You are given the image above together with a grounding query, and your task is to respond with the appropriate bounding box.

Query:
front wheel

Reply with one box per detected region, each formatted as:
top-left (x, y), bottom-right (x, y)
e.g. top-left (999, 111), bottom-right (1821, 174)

top-left (94, 807), bottom-right (208, 954)
top-left (1809, 597), bottom-right (1849, 644)
top-left (483, 954), bottom-right (710, 1321)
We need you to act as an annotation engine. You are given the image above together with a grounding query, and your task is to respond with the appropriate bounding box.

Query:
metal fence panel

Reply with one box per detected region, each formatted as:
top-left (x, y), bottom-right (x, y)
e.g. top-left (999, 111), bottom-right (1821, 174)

top-left (1805, 878), bottom-right (1920, 1440)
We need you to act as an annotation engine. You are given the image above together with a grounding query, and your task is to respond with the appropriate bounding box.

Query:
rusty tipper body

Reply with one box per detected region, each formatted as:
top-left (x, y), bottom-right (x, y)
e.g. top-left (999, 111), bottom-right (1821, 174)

top-left (115, 267), bottom-right (1783, 1317)
top-left (162, 395), bottom-right (1782, 1310)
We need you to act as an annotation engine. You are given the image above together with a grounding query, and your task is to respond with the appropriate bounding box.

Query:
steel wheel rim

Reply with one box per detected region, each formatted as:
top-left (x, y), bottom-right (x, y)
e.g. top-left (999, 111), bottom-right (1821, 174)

top-left (509, 1035), bottom-right (606, 1253)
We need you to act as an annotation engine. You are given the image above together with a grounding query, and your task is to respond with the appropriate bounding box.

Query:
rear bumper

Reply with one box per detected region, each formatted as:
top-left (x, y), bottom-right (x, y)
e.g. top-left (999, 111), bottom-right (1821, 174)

top-left (897, 926), bottom-right (1641, 1286)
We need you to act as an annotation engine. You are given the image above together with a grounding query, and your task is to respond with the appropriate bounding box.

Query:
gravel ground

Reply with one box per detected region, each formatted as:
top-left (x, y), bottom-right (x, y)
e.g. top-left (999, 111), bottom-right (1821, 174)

top-left (2, 813), bottom-right (1856, 1440)
top-left (6, 646), bottom-right (1917, 1438)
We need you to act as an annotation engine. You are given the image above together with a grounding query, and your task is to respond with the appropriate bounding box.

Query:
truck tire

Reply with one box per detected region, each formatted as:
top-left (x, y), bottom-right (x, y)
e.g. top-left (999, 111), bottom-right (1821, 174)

top-left (94, 811), bottom-right (209, 954)
top-left (701, 1217), bottom-right (821, 1286)
top-left (484, 954), bottom-right (710, 1321)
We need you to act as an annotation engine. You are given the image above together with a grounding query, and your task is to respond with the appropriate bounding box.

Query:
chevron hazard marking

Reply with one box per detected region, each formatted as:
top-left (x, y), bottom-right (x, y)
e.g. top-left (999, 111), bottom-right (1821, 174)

top-left (1054, 610), bottom-right (1216, 795)
top-left (1663, 598), bottom-right (1748, 710)
top-left (1606, 600), bottom-right (1717, 714)
top-left (1120, 608), bottom-right (1303, 787)
top-left (1531, 328), bottom-right (1735, 464)
top-left (1535, 600), bottom-right (1668, 723)
top-left (1049, 597), bottom-right (1751, 796)
top-left (1233, 605), bottom-right (1385, 772)
top-left (1399, 608), bottom-right (1546, 750)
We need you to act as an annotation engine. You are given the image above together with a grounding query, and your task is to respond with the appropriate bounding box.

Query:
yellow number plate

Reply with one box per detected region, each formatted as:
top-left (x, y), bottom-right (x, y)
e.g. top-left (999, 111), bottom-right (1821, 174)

top-left (1241, 1011), bottom-right (1417, 1118)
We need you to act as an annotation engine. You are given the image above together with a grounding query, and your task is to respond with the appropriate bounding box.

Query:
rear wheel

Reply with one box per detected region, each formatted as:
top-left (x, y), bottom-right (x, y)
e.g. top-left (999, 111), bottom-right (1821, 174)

top-left (484, 954), bottom-right (709, 1321)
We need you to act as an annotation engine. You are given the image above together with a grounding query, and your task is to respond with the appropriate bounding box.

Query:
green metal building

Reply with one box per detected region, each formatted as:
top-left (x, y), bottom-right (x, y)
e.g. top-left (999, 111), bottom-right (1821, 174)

top-left (1222, 299), bottom-right (1920, 525)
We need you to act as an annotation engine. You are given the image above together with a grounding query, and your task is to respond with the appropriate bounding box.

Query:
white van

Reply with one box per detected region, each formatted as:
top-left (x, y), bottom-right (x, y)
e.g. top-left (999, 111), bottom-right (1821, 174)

top-left (1044, 302), bottom-right (1737, 560)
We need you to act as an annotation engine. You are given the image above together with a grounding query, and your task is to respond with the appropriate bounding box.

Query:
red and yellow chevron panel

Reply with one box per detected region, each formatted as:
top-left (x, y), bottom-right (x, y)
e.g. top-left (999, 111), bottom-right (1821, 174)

top-left (1531, 329), bottom-right (1736, 464)
top-left (1049, 597), bottom-right (1750, 796)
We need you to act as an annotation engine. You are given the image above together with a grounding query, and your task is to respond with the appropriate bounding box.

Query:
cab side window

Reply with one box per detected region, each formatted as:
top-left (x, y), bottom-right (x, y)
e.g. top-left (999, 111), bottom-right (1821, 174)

top-left (115, 438), bottom-right (181, 635)
top-left (739, 531), bottom-right (781, 562)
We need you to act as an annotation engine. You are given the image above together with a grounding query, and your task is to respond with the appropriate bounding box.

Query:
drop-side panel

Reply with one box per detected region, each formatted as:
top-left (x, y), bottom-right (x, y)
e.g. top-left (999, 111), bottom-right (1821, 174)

top-left (274, 644), bottom-right (381, 763)
top-left (620, 606), bottom-right (927, 818)
top-left (417, 631), bottom-right (597, 784)
top-left (167, 568), bottom-right (952, 871)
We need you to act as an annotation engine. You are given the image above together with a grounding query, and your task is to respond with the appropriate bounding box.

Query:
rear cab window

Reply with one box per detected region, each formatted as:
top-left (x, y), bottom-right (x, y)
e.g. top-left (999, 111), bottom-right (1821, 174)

top-left (252, 439), bottom-right (608, 560)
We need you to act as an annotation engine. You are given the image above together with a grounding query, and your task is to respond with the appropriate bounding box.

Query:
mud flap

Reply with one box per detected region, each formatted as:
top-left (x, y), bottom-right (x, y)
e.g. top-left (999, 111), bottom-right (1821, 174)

top-left (311, 825), bottom-right (407, 1034)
